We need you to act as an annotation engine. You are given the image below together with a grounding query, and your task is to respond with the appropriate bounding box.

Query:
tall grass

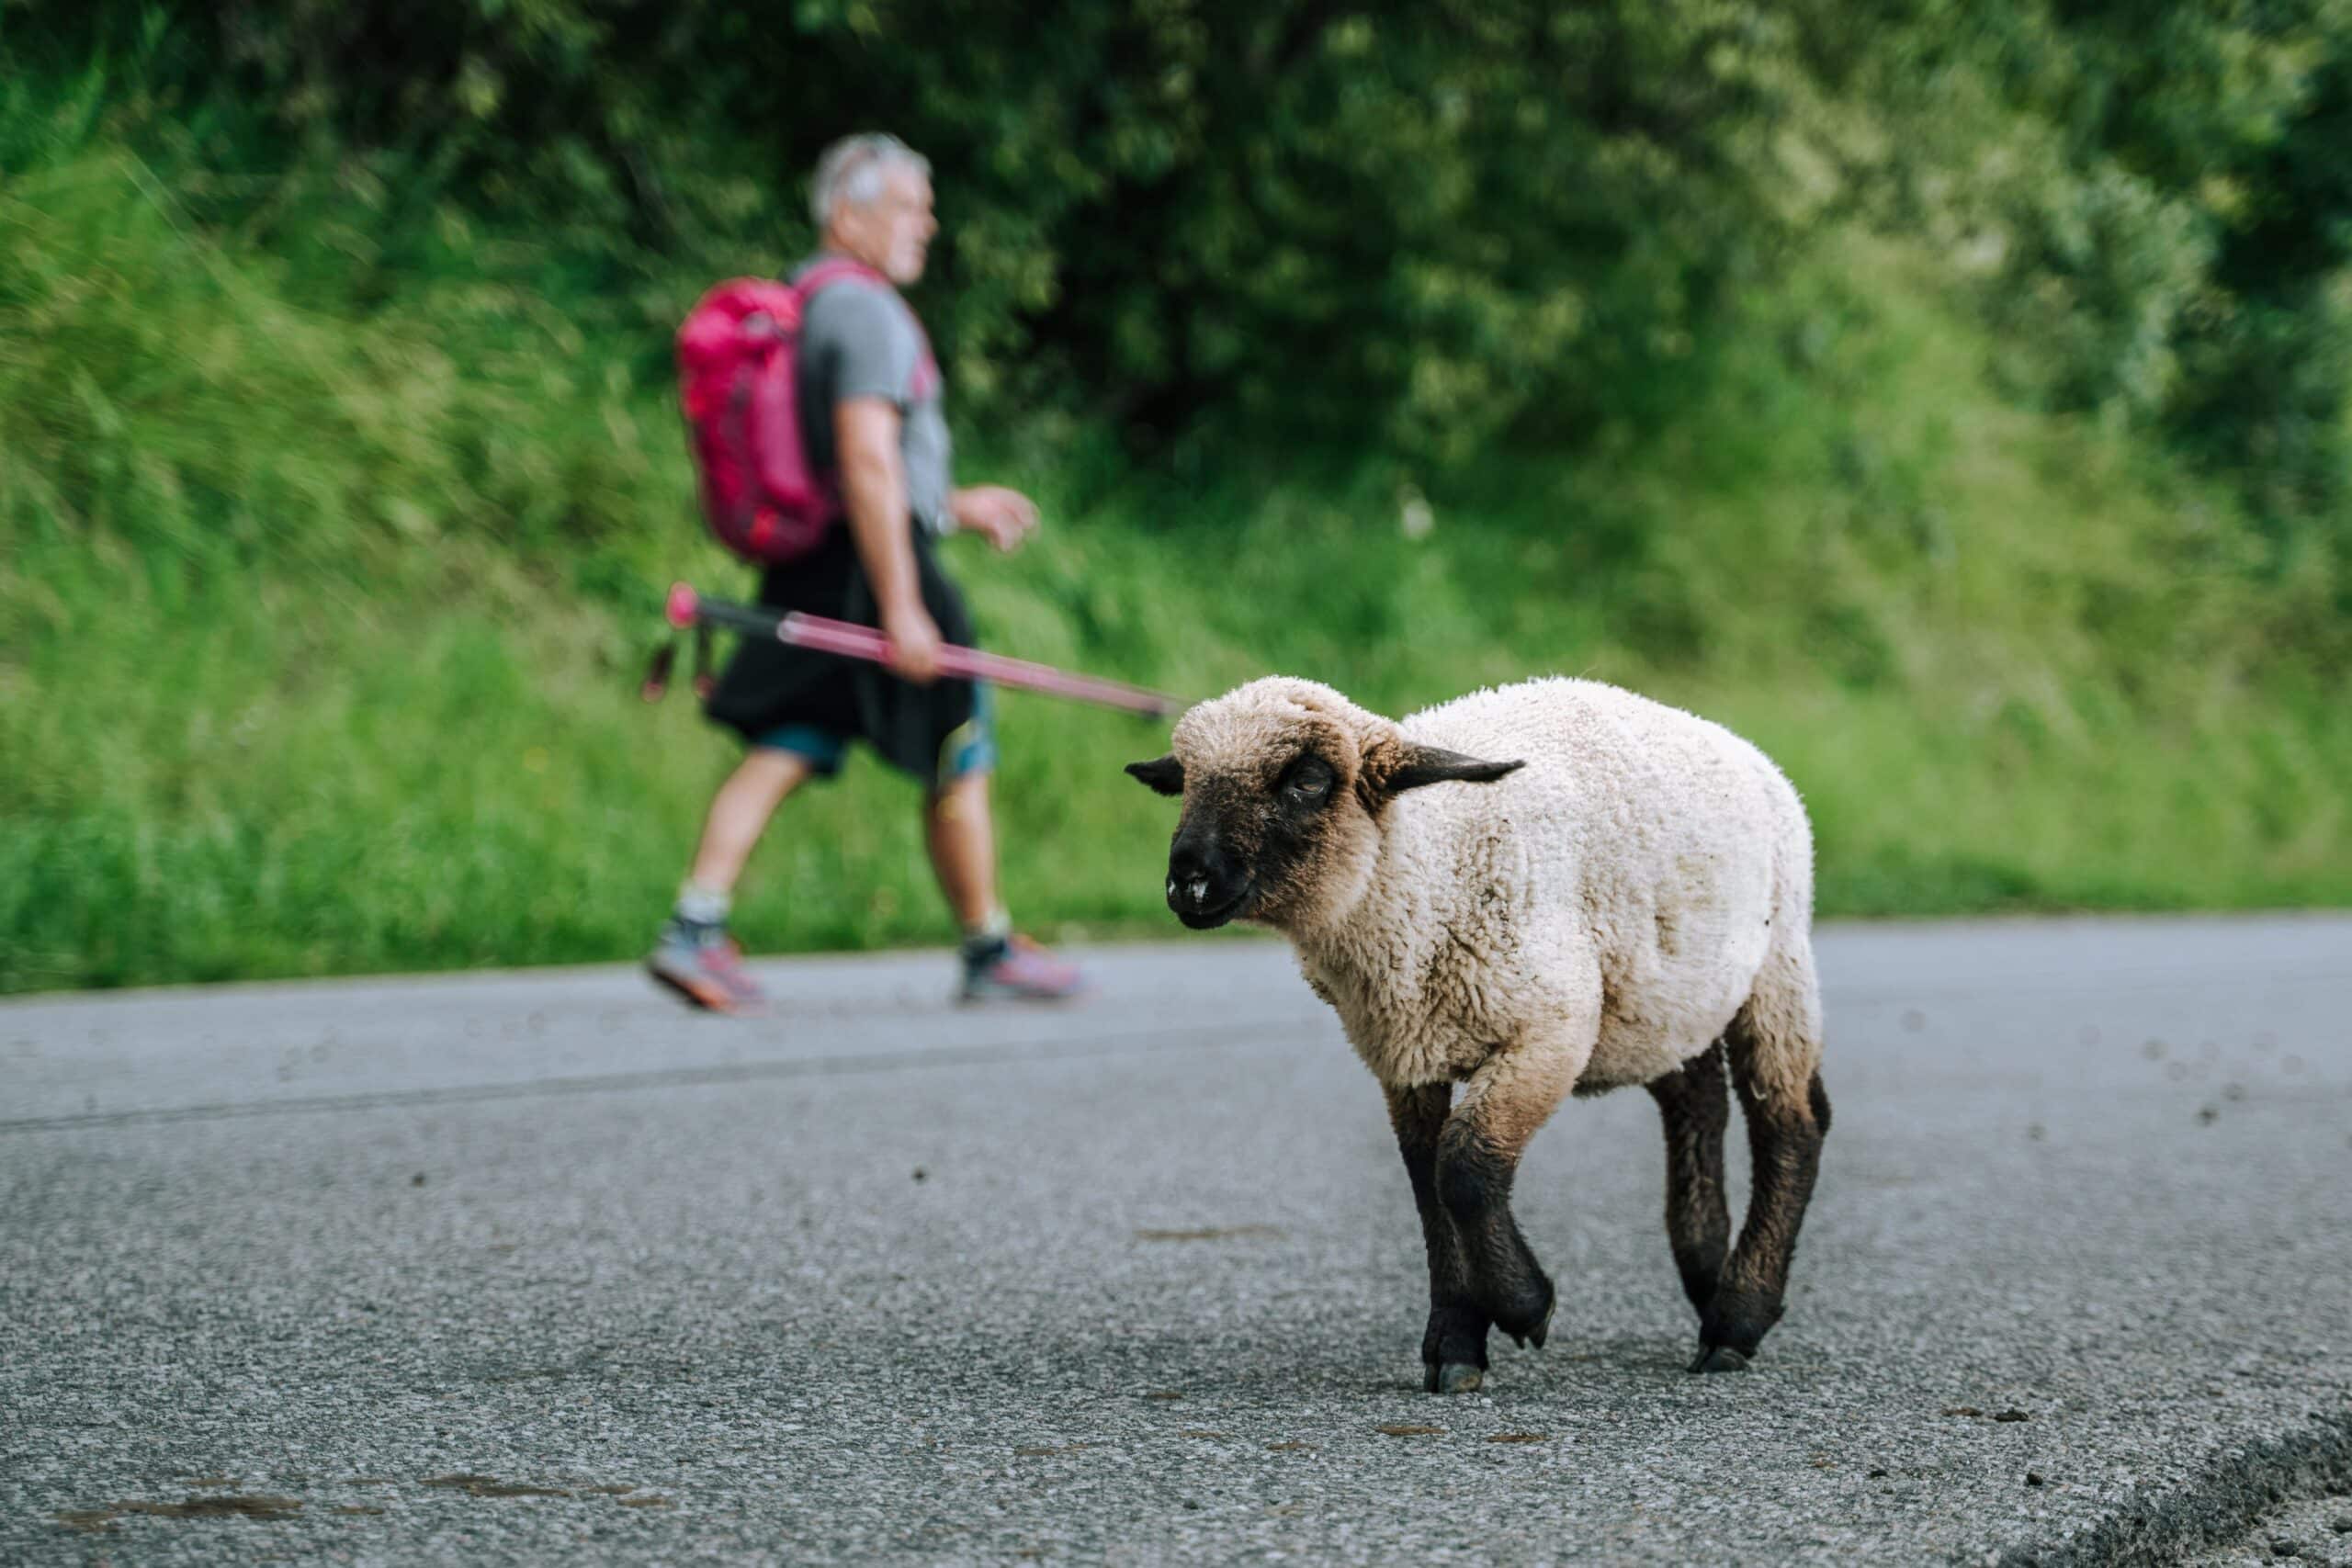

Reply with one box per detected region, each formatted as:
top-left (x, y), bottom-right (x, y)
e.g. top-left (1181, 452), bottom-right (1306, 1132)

top-left (2, 82), bottom-right (2346, 994)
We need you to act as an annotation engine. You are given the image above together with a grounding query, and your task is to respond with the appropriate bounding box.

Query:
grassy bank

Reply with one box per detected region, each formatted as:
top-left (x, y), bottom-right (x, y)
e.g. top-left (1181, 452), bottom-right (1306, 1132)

top-left (3, 133), bottom-right (2346, 994)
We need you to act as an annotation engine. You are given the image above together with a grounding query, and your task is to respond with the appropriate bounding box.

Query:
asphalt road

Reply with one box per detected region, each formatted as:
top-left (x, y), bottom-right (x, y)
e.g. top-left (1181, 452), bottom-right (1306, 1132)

top-left (4, 916), bottom-right (2348, 1565)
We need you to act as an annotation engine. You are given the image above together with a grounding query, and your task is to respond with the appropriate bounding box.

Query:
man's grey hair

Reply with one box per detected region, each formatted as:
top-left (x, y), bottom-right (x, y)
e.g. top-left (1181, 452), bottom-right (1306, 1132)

top-left (809, 133), bottom-right (931, 230)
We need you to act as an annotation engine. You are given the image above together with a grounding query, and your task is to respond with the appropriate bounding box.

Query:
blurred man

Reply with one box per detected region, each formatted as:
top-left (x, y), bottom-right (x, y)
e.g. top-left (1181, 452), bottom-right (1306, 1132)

top-left (650, 133), bottom-right (1085, 1013)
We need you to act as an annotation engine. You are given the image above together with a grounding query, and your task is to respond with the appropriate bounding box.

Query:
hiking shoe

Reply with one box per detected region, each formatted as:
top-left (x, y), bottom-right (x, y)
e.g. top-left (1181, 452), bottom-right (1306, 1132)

top-left (959, 934), bottom-right (1087, 1003)
top-left (647, 922), bottom-right (769, 1015)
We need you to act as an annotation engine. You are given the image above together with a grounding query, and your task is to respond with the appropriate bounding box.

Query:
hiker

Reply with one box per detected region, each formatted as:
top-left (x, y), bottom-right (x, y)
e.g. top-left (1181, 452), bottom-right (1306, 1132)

top-left (649, 132), bottom-right (1085, 1012)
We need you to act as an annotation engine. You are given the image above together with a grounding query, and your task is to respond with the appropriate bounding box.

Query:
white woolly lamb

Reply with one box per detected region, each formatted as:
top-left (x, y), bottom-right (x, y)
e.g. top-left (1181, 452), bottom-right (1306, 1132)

top-left (1126, 675), bottom-right (1831, 1392)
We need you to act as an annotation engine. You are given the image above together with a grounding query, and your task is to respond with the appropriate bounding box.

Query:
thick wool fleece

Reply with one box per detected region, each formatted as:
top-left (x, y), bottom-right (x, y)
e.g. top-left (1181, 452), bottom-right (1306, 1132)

top-left (1170, 676), bottom-right (1822, 1111)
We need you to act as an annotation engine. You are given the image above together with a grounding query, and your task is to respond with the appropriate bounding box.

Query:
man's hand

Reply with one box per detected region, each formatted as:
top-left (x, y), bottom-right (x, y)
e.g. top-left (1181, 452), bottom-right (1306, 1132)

top-left (882, 600), bottom-right (944, 685)
top-left (949, 485), bottom-right (1041, 553)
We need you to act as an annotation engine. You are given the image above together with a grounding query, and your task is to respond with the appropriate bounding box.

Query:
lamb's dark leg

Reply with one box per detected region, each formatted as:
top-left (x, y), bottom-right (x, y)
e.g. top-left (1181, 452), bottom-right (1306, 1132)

top-left (1697, 980), bottom-right (1831, 1373)
top-left (1385, 1082), bottom-right (1488, 1393)
top-left (1647, 1040), bottom-right (1732, 1316)
top-left (1435, 1043), bottom-right (1577, 1356)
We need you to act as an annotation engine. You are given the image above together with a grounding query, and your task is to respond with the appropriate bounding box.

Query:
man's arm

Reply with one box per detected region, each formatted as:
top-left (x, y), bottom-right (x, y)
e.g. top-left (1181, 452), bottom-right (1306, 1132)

top-left (835, 396), bottom-right (942, 683)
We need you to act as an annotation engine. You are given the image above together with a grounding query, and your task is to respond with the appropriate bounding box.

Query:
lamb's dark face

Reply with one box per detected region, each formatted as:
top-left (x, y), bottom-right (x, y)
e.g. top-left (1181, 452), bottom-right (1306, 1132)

top-left (1126, 682), bottom-right (1526, 934)
top-left (1129, 741), bottom-right (1351, 930)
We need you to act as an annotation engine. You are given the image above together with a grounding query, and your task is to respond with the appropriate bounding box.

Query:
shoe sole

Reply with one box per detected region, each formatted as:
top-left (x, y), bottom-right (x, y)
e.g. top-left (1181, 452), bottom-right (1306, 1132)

top-left (648, 963), bottom-right (763, 1016)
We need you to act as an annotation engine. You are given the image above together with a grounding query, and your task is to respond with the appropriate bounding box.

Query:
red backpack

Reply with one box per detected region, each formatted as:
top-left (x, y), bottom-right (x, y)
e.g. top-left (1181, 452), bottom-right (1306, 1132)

top-left (674, 258), bottom-right (879, 565)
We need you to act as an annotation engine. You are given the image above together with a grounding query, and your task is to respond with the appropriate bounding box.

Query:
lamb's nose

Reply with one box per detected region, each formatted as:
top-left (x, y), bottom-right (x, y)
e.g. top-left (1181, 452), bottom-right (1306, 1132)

top-left (1167, 843), bottom-right (1221, 912)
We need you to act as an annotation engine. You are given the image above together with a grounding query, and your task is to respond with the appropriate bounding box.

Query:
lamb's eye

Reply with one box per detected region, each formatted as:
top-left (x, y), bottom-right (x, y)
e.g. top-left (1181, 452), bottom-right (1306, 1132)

top-left (1283, 759), bottom-right (1334, 802)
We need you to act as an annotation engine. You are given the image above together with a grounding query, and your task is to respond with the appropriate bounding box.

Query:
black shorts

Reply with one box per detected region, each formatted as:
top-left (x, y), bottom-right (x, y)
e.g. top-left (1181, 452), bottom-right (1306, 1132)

top-left (700, 527), bottom-right (988, 790)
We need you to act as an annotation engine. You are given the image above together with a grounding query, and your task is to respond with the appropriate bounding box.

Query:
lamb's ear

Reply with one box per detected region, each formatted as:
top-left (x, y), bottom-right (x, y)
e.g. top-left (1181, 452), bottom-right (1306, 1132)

top-left (1125, 754), bottom-right (1186, 796)
top-left (1378, 744), bottom-right (1524, 796)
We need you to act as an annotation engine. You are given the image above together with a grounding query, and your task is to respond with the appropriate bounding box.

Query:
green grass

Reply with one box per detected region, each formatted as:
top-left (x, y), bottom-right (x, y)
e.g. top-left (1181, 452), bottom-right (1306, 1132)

top-left (3, 124), bottom-right (2346, 995)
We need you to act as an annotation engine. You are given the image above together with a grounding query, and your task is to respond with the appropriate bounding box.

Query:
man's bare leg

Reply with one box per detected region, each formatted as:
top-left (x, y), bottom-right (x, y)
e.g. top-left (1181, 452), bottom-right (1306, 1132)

top-left (649, 749), bottom-right (812, 1013)
top-left (926, 772), bottom-right (1084, 1001)
top-left (691, 750), bottom-right (814, 896)
top-left (924, 772), bottom-right (1001, 933)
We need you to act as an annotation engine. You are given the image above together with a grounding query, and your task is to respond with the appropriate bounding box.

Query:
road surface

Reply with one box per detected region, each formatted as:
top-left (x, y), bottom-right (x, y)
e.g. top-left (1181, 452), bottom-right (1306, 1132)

top-left (3, 916), bottom-right (2348, 1563)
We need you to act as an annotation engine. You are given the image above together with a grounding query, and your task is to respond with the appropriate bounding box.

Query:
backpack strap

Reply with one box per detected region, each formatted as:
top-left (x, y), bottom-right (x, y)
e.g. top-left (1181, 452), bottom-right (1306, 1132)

top-left (792, 256), bottom-right (937, 392)
top-left (793, 256), bottom-right (889, 300)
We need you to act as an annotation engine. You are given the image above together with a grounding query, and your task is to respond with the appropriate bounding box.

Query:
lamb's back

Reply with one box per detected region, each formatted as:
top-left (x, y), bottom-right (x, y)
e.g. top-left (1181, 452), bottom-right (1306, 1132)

top-left (1398, 678), bottom-right (1806, 1083)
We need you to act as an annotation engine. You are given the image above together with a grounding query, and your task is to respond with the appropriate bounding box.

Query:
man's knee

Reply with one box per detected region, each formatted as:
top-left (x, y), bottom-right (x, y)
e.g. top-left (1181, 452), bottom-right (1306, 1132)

top-left (737, 748), bottom-right (813, 791)
top-left (928, 770), bottom-right (991, 819)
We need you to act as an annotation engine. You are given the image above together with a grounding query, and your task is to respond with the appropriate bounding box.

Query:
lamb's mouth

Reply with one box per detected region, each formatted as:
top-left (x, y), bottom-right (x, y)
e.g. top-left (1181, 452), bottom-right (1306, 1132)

top-left (1176, 884), bottom-right (1254, 931)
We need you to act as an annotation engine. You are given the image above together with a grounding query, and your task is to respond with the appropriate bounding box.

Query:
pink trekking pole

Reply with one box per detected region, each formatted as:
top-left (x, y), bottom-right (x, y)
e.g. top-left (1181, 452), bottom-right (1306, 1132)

top-left (649, 582), bottom-right (1185, 719)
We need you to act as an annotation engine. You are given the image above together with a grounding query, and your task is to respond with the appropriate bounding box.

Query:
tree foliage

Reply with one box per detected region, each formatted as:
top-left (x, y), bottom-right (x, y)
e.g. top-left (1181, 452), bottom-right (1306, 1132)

top-left (12, 0), bottom-right (2352, 559)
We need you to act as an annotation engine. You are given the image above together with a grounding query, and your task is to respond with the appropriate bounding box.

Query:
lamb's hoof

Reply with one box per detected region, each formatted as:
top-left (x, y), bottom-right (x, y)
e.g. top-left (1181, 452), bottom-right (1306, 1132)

top-left (1505, 1287), bottom-right (1556, 1351)
top-left (1697, 1286), bottom-right (1781, 1364)
top-left (1435, 1362), bottom-right (1485, 1394)
top-left (1690, 1344), bottom-right (1750, 1374)
top-left (1420, 1304), bottom-right (1493, 1387)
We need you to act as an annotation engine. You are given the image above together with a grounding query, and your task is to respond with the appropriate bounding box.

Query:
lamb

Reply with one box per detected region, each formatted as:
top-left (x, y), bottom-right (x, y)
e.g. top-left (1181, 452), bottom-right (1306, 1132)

top-left (1125, 674), bottom-right (1831, 1393)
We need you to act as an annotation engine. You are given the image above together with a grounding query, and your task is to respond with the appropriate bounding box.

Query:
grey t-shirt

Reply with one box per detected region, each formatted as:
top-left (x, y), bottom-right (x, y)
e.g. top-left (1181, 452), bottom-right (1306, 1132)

top-left (790, 256), bottom-right (953, 537)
